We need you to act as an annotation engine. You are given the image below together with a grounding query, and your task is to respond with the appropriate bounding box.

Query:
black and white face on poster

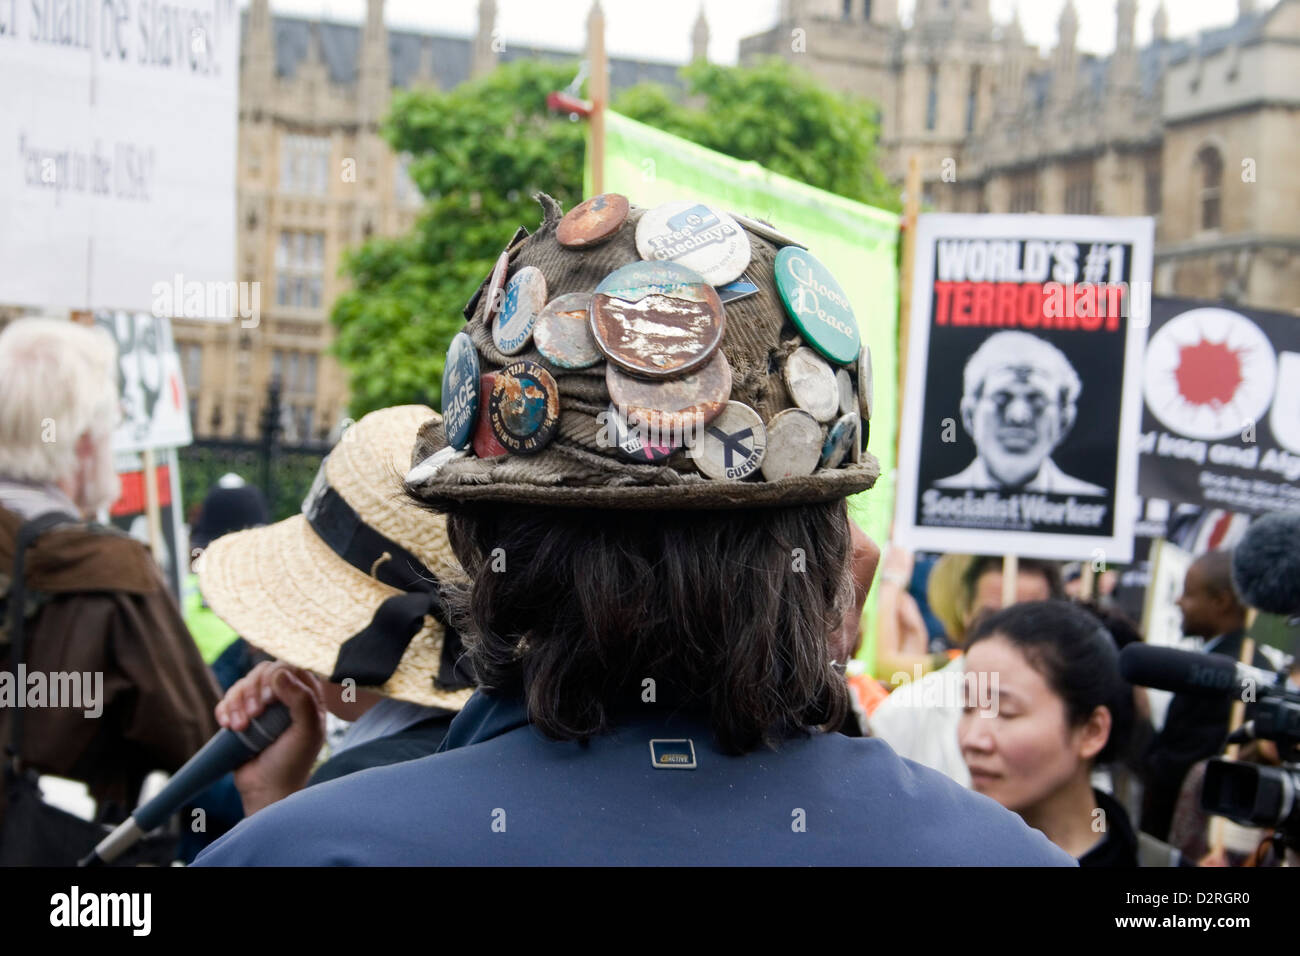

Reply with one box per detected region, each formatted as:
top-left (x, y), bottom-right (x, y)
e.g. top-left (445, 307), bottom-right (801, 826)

top-left (894, 214), bottom-right (1153, 562)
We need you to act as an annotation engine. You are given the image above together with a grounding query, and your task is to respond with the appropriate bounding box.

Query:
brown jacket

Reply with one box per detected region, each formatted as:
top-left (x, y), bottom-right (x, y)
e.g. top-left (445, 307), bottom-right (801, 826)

top-left (0, 506), bottom-right (219, 827)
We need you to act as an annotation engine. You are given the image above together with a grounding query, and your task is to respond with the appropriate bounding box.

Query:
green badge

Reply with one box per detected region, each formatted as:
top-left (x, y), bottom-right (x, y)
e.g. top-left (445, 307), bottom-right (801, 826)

top-left (774, 247), bottom-right (860, 366)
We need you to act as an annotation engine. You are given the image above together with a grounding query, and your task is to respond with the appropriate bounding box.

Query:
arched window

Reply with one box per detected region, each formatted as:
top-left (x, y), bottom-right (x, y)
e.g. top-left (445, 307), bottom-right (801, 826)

top-left (1197, 145), bottom-right (1223, 230)
top-left (926, 65), bottom-right (939, 131)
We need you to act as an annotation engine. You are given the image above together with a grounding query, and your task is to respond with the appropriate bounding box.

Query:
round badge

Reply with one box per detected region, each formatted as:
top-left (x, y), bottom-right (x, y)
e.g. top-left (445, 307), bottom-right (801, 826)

top-left (857, 344), bottom-right (874, 420)
top-left (600, 403), bottom-right (677, 463)
top-left (493, 265), bottom-right (547, 355)
top-left (472, 373), bottom-right (508, 459)
top-left (489, 360), bottom-right (560, 455)
top-left (591, 261), bottom-right (725, 379)
top-left (557, 193), bottom-right (630, 248)
top-left (441, 332), bottom-right (480, 450)
top-left (819, 412), bottom-right (858, 470)
top-left (836, 368), bottom-right (855, 417)
top-left (783, 347), bottom-right (839, 423)
top-left (730, 212), bottom-right (806, 249)
top-left (760, 409), bottom-right (823, 482)
top-left (483, 250), bottom-right (511, 324)
top-left (634, 200), bottom-right (751, 286)
top-left (688, 401), bottom-right (767, 482)
top-left (406, 445), bottom-right (469, 485)
top-left (606, 349), bottom-right (731, 446)
top-left (774, 247), bottom-right (860, 366)
top-left (534, 293), bottom-right (601, 369)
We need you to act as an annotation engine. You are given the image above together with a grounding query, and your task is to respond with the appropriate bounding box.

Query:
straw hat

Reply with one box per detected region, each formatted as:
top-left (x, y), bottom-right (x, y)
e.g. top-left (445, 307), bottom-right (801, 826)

top-left (198, 406), bottom-right (473, 709)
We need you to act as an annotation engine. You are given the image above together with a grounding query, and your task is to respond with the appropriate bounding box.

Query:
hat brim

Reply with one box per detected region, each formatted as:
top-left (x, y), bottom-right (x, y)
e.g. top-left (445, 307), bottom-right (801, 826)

top-left (198, 515), bottom-right (472, 710)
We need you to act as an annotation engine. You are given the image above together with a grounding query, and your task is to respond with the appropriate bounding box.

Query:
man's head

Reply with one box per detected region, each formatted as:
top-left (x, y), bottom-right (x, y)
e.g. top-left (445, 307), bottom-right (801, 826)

top-left (0, 319), bottom-right (121, 515)
top-left (960, 331), bottom-right (1082, 488)
top-left (440, 499), bottom-right (853, 755)
top-left (960, 555), bottom-right (1064, 637)
top-left (1177, 551), bottom-right (1245, 639)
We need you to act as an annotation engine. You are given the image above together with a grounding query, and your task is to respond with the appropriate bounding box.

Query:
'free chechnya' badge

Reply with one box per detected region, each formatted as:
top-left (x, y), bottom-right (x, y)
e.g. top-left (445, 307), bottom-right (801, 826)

top-left (441, 331), bottom-right (480, 450)
top-left (774, 247), bottom-right (860, 366)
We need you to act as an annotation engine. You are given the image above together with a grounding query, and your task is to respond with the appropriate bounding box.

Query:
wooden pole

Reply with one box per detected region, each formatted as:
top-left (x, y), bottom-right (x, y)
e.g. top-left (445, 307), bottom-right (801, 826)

top-left (140, 447), bottom-right (166, 567)
top-left (1001, 554), bottom-right (1018, 609)
top-left (895, 154), bottom-right (921, 466)
top-left (1080, 561), bottom-right (1096, 601)
top-left (587, 2), bottom-right (608, 196)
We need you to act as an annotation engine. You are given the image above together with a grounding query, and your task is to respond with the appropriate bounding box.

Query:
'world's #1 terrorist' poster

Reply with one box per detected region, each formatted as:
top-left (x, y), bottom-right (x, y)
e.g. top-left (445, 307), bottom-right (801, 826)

top-left (893, 214), bottom-right (1153, 562)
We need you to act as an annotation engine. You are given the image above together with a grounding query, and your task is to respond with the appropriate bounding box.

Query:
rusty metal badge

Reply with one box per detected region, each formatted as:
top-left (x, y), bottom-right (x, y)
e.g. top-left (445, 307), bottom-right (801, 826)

top-left (472, 373), bottom-right (508, 459)
top-left (591, 261), bottom-right (725, 379)
top-left (688, 401), bottom-right (767, 482)
top-left (489, 360), bottom-right (561, 455)
top-left (783, 346), bottom-right (839, 423)
top-left (605, 349), bottom-right (731, 447)
top-left (482, 249), bottom-right (512, 326)
top-left (556, 193), bottom-right (630, 248)
top-left (493, 265), bottom-right (548, 355)
top-left (760, 408), bottom-right (823, 482)
top-left (819, 412), bottom-right (858, 470)
top-left (533, 292), bottom-right (601, 370)
top-left (635, 200), bottom-right (750, 287)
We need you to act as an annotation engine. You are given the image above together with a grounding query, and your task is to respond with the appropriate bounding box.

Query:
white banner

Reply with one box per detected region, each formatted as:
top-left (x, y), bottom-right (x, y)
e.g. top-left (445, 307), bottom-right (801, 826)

top-left (96, 310), bottom-right (193, 452)
top-left (0, 0), bottom-right (238, 313)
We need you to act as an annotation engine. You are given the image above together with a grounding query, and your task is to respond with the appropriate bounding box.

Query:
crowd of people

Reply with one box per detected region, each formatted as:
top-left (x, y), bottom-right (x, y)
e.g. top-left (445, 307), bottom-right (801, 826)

top-left (1, 201), bottom-right (1296, 866)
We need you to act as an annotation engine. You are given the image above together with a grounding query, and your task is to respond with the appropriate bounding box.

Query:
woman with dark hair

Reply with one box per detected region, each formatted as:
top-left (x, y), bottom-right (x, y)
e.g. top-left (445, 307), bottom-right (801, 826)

top-left (958, 600), bottom-right (1138, 866)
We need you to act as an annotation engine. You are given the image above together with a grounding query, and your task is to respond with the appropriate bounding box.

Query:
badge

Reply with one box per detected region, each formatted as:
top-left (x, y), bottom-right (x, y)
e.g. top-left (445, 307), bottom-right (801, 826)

top-left (635, 200), bottom-right (750, 286)
top-left (606, 350), bottom-right (731, 444)
top-left (730, 212), bottom-right (806, 249)
top-left (857, 343), bottom-right (874, 420)
top-left (406, 445), bottom-right (469, 485)
top-left (649, 739), bottom-right (697, 770)
top-left (472, 373), bottom-right (508, 458)
top-left (599, 403), bottom-right (677, 462)
top-left (482, 249), bottom-right (511, 326)
top-left (774, 247), bottom-right (859, 366)
top-left (464, 227), bottom-right (528, 320)
top-left (493, 265), bottom-right (547, 355)
top-left (760, 409), bottom-right (823, 482)
top-left (836, 368), bottom-right (855, 417)
top-left (591, 261), bottom-right (725, 379)
top-left (533, 292), bottom-right (601, 369)
top-left (489, 360), bottom-right (561, 455)
top-left (717, 275), bottom-right (760, 305)
top-left (819, 412), bottom-right (858, 470)
top-left (783, 347), bottom-right (839, 423)
top-left (689, 401), bottom-right (766, 481)
top-left (441, 331), bottom-right (480, 450)
top-left (557, 193), bottom-right (629, 248)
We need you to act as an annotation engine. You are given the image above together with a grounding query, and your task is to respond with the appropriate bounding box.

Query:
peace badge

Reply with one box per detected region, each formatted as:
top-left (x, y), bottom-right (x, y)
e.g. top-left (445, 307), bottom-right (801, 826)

top-left (774, 247), bottom-right (860, 366)
top-left (441, 331), bottom-right (480, 450)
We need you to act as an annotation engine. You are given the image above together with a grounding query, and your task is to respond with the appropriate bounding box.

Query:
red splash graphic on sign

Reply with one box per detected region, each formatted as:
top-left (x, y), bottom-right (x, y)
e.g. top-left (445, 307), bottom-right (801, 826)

top-left (1175, 339), bottom-right (1243, 407)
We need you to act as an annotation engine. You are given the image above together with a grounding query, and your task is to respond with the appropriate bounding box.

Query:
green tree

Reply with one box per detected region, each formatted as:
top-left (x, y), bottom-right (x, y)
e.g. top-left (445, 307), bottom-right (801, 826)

top-left (331, 57), bottom-right (896, 417)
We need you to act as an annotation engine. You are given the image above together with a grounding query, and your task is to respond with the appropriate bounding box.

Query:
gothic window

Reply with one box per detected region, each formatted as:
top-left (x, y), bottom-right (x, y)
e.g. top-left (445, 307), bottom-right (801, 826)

top-left (1064, 160), bottom-right (1094, 215)
top-left (280, 134), bottom-right (330, 196)
top-left (926, 66), bottom-right (939, 132)
top-left (965, 67), bottom-right (980, 133)
top-left (1144, 158), bottom-right (1162, 215)
top-left (843, 0), bottom-right (851, 18)
top-left (276, 230), bottom-right (326, 310)
top-left (1009, 170), bottom-right (1038, 213)
top-left (863, 0), bottom-right (872, 19)
top-left (1197, 145), bottom-right (1222, 230)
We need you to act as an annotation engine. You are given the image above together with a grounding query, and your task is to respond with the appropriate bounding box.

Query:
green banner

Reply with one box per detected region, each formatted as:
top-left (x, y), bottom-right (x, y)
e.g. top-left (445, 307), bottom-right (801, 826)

top-left (589, 111), bottom-right (900, 666)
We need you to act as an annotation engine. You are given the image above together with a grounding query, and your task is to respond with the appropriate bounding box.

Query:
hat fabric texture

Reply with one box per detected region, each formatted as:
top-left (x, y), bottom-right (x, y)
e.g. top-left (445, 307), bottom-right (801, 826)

top-left (198, 405), bottom-right (472, 710)
top-left (407, 194), bottom-right (880, 510)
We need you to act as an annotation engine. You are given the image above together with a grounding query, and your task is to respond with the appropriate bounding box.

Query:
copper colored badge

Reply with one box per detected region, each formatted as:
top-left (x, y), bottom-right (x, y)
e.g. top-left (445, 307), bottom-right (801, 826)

top-left (483, 250), bottom-right (511, 325)
top-left (489, 360), bottom-right (561, 455)
top-left (605, 349), bottom-right (731, 447)
top-left (591, 261), bottom-right (725, 379)
top-left (557, 193), bottom-right (629, 248)
top-left (534, 292), bottom-right (601, 369)
top-left (472, 373), bottom-right (508, 458)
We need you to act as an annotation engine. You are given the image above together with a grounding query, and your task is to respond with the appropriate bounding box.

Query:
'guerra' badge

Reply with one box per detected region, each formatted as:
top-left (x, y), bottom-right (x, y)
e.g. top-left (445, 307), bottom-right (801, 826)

top-left (689, 401), bottom-right (767, 481)
top-left (489, 360), bottom-right (560, 455)
top-left (441, 332), bottom-right (480, 450)
top-left (774, 247), bottom-right (860, 366)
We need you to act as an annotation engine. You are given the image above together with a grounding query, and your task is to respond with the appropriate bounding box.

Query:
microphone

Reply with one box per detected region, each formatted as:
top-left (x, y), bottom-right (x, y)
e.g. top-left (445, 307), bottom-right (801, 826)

top-left (1232, 512), bottom-right (1300, 617)
top-left (78, 702), bottom-right (292, 866)
top-left (1119, 644), bottom-right (1280, 699)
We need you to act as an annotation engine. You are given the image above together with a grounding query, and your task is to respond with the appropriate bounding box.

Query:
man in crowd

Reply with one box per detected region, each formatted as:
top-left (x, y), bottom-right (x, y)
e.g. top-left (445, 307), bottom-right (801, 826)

top-left (0, 318), bottom-right (219, 852)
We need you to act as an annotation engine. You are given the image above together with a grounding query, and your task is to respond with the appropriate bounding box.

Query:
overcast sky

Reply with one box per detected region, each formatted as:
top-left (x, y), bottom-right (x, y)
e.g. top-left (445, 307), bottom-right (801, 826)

top-left (258, 1), bottom-right (1261, 65)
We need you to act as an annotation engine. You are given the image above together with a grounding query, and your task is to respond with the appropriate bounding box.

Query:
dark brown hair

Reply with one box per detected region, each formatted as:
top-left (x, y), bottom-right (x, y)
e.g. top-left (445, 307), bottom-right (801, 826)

top-left (439, 499), bottom-right (852, 754)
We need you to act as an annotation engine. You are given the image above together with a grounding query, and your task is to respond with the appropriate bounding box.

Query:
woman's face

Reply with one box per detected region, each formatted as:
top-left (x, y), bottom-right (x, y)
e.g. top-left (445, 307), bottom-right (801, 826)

top-left (958, 634), bottom-right (1103, 814)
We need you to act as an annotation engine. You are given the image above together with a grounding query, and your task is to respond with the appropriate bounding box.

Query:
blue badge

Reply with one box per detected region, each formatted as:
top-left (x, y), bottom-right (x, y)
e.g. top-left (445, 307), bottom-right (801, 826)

top-left (649, 739), bottom-right (697, 770)
top-left (717, 276), bottom-right (760, 305)
top-left (774, 247), bottom-right (860, 366)
top-left (441, 332), bottom-right (480, 450)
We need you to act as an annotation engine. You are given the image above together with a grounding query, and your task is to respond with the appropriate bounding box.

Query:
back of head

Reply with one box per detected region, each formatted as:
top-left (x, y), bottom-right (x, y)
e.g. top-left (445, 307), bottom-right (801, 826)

top-left (1196, 550), bottom-right (1243, 610)
top-left (0, 318), bottom-right (119, 488)
top-left (191, 481), bottom-right (271, 550)
top-left (967, 599), bottom-right (1133, 765)
top-left (442, 499), bottom-right (852, 754)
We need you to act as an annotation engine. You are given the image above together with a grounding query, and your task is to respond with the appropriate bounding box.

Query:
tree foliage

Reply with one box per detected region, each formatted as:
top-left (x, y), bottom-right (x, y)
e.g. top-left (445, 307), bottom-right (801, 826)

top-left (331, 57), bottom-right (896, 417)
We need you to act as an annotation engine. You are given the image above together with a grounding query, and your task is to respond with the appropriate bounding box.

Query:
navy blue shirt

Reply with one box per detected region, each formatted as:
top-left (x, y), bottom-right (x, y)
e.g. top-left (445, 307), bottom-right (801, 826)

top-left (195, 691), bottom-right (1073, 866)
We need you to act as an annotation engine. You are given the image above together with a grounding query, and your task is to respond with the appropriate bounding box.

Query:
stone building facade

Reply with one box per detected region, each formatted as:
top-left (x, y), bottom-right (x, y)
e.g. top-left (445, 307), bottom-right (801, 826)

top-left (741, 0), bottom-right (1300, 314)
top-left (178, 0), bottom-right (679, 441)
